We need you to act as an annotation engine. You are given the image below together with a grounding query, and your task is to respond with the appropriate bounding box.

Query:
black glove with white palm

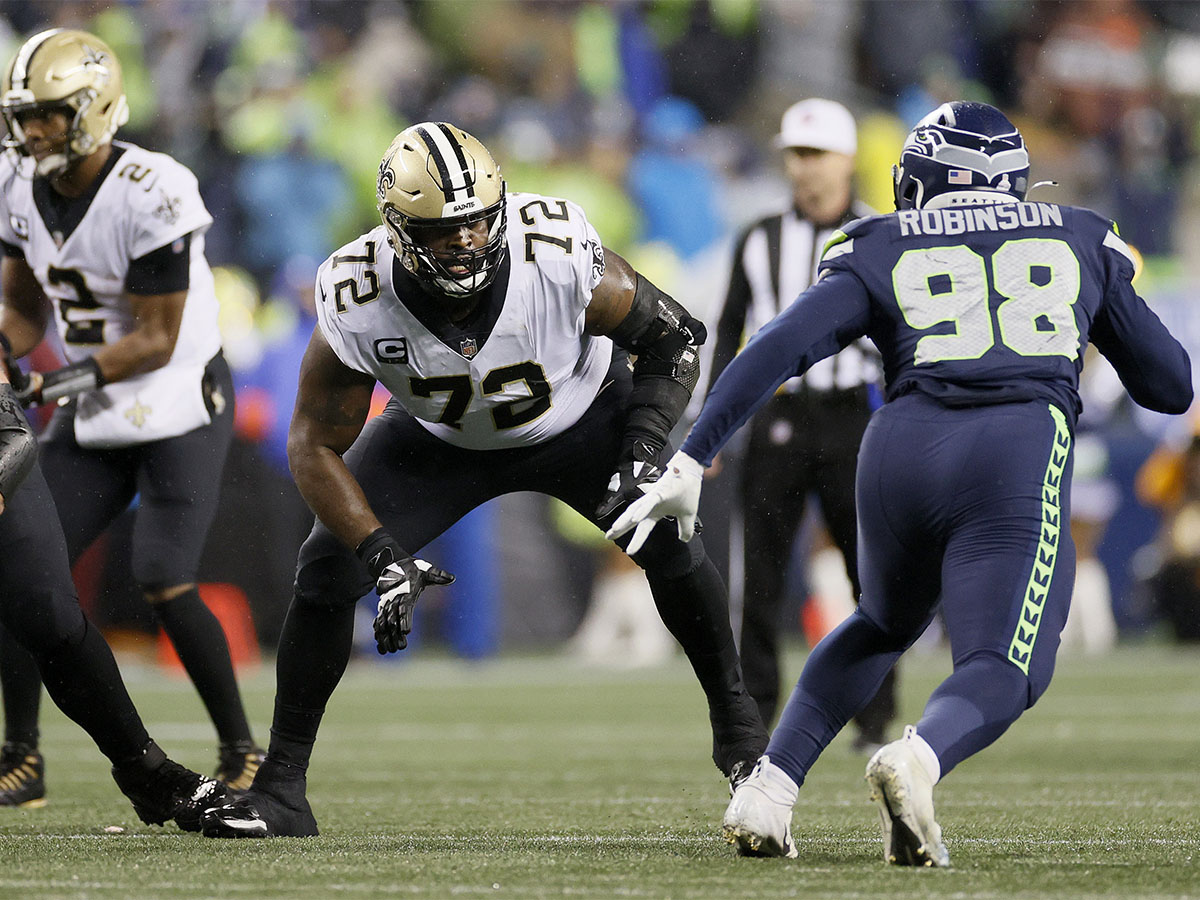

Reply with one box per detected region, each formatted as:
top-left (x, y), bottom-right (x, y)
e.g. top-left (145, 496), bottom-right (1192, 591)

top-left (605, 449), bottom-right (705, 555)
top-left (595, 439), bottom-right (664, 526)
top-left (356, 528), bottom-right (455, 654)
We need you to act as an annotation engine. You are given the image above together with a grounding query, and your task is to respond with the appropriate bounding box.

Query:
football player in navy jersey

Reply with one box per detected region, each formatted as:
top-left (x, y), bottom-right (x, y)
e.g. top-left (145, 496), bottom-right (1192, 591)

top-left (0, 28), bottom-right (261, 804)
top-left (200, 122), bottom-right (767, 837)
top-left (608, 101), bottom-right (1192, 866)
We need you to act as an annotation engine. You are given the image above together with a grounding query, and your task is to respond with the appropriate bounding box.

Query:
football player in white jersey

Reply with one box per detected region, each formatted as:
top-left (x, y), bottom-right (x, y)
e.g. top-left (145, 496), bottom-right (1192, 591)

top-left (0, 28), bottom-right (262, 805)
top-left (201, 122), bottom-right (768, 837)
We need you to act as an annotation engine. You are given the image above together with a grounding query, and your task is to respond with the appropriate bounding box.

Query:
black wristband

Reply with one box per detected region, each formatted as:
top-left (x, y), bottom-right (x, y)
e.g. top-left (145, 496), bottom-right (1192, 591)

top-left (354, 527), bottom-right (407, 580)
top-left (41, 357), bottom-right (105, 405)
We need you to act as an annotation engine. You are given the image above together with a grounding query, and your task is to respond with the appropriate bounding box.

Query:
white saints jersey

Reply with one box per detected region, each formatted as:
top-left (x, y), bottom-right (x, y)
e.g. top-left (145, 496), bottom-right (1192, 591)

top-left (0, 140), bottom-right (221, 369)
top-left (315, 192), bottom-right (614, 450)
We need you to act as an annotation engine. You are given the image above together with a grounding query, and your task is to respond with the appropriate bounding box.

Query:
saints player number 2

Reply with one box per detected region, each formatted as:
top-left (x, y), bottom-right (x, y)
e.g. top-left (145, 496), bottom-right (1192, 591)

top-left (48, 266), bottom-right (104, 345)
top-left (892, 237), bottom-right (1081, 364)
top-left (410, 361), bottom-right (551, 431)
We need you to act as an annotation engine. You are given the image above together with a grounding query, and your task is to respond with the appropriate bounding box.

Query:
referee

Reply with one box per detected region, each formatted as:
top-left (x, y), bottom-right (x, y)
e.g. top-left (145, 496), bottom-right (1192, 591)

top-left (708, 98), bottom-right (896, 750)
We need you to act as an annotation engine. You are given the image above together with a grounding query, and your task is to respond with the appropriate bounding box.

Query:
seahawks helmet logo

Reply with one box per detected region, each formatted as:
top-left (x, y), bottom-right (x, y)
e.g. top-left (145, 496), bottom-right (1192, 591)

top-left (377, 150), bottom-right (397, 202)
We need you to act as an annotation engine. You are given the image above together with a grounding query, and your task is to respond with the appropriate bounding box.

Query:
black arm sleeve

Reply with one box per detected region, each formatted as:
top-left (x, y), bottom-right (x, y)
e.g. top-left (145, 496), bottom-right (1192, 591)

top-left (607, 275), bottom-right (707, 456)
top-left (124, 232), bottom-right (191, 295)
top-left (0, 384), bottom-right (36, 499)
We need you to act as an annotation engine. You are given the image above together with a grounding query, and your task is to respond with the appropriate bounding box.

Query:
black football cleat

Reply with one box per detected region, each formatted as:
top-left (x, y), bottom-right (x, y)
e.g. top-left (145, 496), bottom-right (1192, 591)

top-left (214, 741), bottom-right (266, 792)
top-left (111, 740), bottom-right (228, 832)
top-left (0, 742), bottom-right (46, 808)
top-left (727, 757), bottom-right (758, 797)
top-left (200, 784), bottom-right (319, 838)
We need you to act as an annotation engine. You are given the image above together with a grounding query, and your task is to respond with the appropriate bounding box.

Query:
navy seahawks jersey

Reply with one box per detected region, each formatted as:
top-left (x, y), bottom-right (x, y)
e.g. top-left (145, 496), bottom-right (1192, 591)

top-left (682, 200), bottom-right (1192, 466)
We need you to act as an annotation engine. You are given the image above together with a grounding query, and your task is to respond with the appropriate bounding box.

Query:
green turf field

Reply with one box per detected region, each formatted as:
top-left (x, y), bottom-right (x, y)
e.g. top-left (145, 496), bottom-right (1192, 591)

top-left (0, 642), bottom-right (1196, 899)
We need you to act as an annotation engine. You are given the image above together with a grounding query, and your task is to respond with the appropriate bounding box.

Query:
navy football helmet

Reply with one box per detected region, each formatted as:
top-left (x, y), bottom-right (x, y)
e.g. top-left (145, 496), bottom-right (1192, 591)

top-left (893, 101), bottom-right (1029, 210)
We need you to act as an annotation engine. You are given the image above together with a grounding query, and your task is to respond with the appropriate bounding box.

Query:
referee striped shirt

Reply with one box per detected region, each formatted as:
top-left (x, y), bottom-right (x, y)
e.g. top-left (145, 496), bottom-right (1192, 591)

top-left (707, 200), bottom-right (880, 393)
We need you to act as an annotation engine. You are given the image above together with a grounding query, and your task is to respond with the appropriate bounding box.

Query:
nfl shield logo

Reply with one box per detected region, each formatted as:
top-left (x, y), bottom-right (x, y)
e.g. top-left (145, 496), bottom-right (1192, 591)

top-left (460, 337), bottom-right (478, 359)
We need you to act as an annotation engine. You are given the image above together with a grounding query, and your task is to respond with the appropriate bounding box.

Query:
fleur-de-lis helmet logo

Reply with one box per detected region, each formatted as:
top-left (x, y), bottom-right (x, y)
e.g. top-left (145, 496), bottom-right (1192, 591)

top-left (377, 149), bottom-right (397, 202)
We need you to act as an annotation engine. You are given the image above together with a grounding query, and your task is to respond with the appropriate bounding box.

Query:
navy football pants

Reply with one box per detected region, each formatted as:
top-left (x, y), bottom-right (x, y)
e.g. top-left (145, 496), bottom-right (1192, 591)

top-left (767, 394), bottom-right (1075, 782)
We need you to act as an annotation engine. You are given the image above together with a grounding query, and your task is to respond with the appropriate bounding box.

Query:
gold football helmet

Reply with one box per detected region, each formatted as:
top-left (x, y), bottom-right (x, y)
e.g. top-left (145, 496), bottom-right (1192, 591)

top-left (377, 122), bottom-right (507, 298)
top-left (1, 28), bottom-right (129, 176)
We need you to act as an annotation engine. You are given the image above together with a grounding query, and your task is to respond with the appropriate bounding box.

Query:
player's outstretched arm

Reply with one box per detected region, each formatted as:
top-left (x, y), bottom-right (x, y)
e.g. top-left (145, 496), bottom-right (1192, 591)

top-left (585, 248), bottom-right (707, 530)
top-left (605, 449), bottom-right (704, 555)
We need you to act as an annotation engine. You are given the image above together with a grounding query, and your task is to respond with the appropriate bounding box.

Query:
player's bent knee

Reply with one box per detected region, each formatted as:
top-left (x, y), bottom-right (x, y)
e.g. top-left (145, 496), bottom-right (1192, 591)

top-left (294, 556), bottom-right (371, 610)
top-left (627, 525), bottom-right (706, 579)
top-left (0, 591), bottom-right (88, 656)
top-left (132, 557), bottom-right (194, 594)
top-left (959, 648), bottom-right (1040, 712)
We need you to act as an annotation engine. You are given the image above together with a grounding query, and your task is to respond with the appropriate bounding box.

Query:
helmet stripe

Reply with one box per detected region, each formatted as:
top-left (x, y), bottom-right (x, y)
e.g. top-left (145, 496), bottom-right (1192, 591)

top-left (435, 122), bottom-right (476, 199)
top-left (415, 124), bottom-right (474, 204)
top-left (10, 28), bottom-right (64, 91)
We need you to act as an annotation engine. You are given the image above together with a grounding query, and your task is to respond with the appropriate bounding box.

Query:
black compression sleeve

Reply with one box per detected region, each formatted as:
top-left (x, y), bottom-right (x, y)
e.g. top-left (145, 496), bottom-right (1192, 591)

top-left (610, 275), bottom-right (706, 457)
top-left (0, 384), bottom-right (36, 498)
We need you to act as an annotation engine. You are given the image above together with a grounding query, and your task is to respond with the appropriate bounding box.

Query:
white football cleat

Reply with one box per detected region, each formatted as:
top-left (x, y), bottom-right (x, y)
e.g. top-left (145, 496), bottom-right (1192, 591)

top-left (865, 725), bottom-right (950, 867)
top-left (721, 756), bottom-right (799, 858)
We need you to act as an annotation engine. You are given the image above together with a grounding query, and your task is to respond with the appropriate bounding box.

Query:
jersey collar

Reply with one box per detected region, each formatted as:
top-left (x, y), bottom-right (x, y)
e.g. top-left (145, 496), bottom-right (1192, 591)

top-left (391, 252), bottom-right (511, 360)
top-left (32, 144), bottom-right (126, 248)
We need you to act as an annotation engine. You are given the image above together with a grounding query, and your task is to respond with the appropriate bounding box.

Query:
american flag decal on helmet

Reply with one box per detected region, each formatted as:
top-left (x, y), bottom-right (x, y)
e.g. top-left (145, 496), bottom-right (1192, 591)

top-left (947, 169), bottom-right (973, 185)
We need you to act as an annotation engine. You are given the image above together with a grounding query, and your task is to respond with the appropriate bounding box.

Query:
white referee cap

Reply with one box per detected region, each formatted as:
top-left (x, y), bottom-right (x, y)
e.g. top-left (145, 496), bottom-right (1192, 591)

top-left (774, 98), bottom-right (857, 155)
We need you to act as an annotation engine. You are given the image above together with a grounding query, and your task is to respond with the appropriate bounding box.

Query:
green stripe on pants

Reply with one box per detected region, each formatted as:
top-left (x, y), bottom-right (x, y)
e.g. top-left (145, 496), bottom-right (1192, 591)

top-left (1008, 404), bottom-right (1071, 675)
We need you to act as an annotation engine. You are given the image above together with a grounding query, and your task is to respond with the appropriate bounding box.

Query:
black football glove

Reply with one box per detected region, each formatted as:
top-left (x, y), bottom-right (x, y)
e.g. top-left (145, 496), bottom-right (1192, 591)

top-left (13, 359), bottom-right (102, 407)
top-left (356, 528), bottom-right (455, 655)
top-left (595, 439), bottom-right (663, 525)
top-left (372, 556), bottom-right (455, 654)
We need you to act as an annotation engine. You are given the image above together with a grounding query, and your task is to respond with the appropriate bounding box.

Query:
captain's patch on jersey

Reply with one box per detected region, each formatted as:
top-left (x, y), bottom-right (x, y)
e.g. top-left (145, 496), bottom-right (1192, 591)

top-left (374, 337), bottom-right (409, 363)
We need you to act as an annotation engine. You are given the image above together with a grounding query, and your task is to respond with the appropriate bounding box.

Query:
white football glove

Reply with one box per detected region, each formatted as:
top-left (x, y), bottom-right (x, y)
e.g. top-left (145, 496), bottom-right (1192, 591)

top-left (604, 449), bottom-right (705, 555)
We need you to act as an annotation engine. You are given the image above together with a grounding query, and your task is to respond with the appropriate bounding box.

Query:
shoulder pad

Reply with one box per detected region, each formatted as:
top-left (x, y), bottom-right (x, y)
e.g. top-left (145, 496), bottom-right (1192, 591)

top-left (820, 214), bottom-right (888, 264)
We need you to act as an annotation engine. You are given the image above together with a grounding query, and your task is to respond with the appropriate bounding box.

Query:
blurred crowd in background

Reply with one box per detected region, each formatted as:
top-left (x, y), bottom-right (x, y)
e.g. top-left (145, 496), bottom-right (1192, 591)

top-left (4, 0), bottom-right (1200, 659)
